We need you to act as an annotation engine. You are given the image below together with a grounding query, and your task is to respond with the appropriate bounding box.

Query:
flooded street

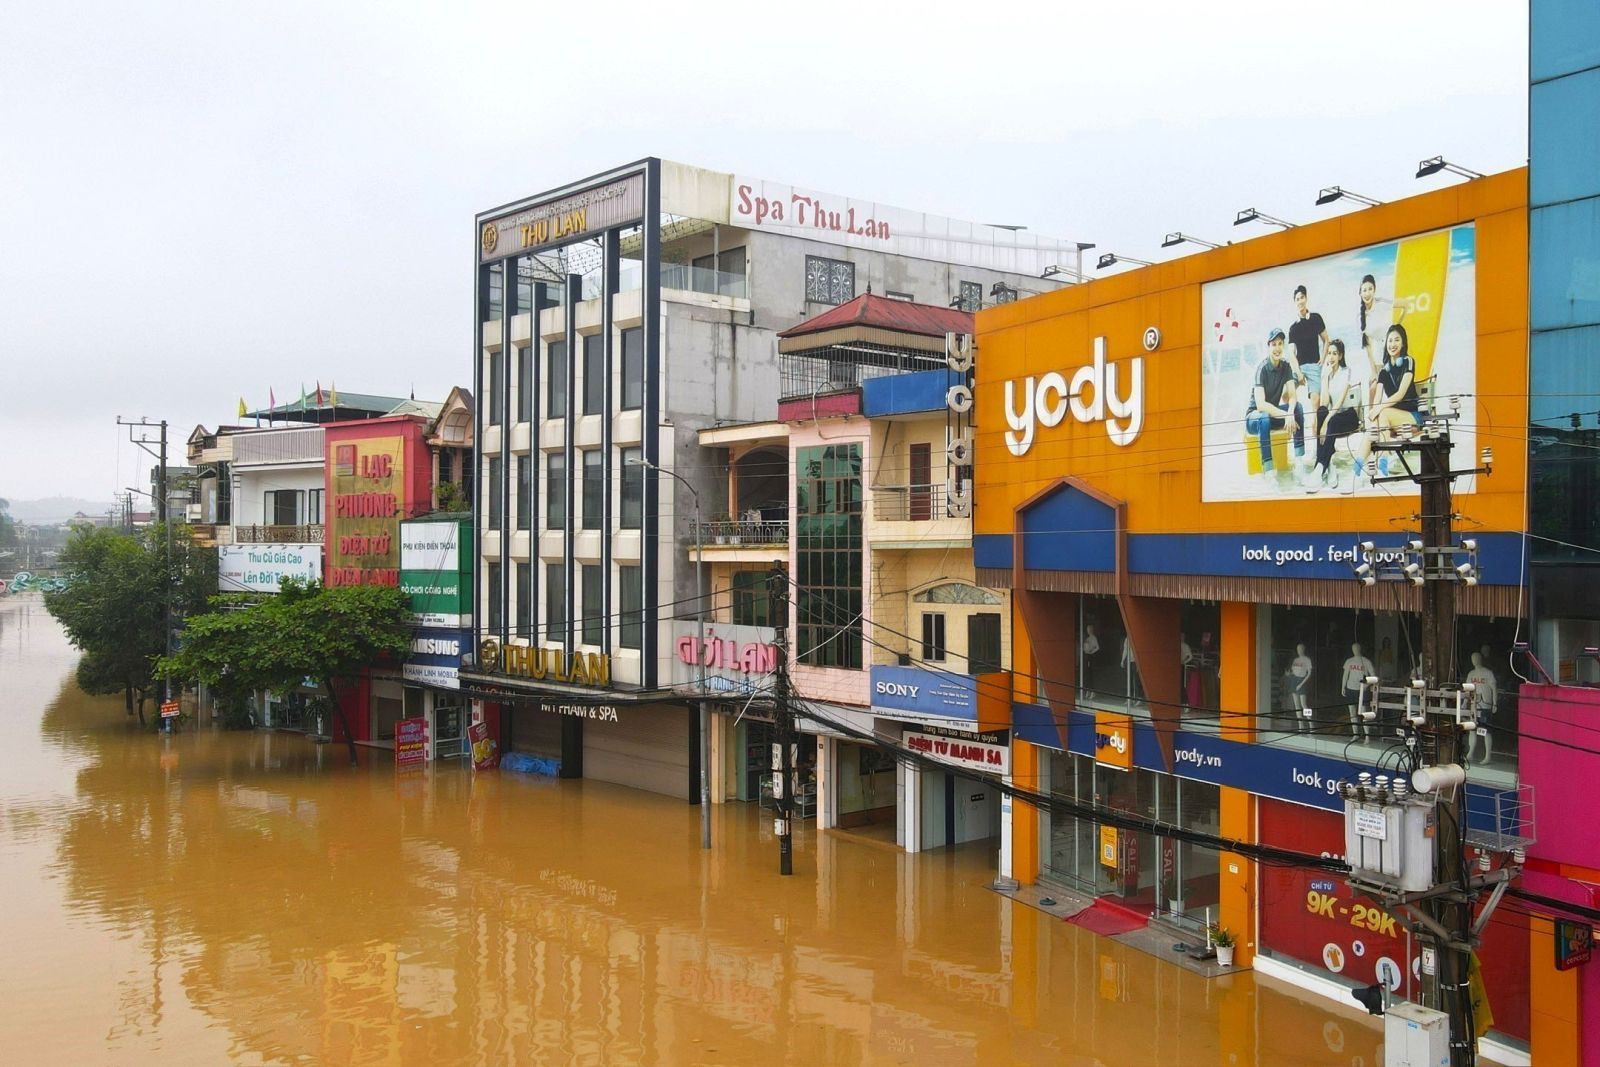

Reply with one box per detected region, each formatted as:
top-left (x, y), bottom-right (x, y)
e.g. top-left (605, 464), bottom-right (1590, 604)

top-left (0, 598), bottom-right (1391, 1066)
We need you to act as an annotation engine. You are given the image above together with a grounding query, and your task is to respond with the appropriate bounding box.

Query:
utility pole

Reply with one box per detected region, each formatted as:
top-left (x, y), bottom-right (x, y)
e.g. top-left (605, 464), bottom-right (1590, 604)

top-left (640, 458), bottom-right (710, 850)
top-left (1416, 432), bottom-right (1471, 1065)
top-left (1350, 409), bottom-right (1500, 1067)
top-left (768, 561), bottom-right (794, 876)
top-left (120, 418), bottom-right (173, 733)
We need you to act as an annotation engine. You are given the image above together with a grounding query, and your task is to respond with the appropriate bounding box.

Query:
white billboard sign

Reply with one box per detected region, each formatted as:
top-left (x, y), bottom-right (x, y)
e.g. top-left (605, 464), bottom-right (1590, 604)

top-left (218, 543), bottom-right (322, 593)
top-left (730, 175), bottom-right (1081, 276)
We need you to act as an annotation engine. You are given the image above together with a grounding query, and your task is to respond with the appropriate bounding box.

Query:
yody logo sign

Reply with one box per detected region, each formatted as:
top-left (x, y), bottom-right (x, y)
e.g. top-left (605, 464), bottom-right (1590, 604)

top-left (1094, 711), bottom-right (1133, 770)
top-left (1003, 336), bottom-right (1144, 455)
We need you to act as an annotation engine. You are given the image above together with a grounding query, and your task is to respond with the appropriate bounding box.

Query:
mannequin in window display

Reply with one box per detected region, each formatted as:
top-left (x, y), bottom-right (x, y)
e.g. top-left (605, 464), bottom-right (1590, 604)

top-left (1121, 636), bottom-right (1142, 702)
top-left (1341, 642), bottom-right (1376, 739)
top-left (1181, 637), bottom-right (1196, 712)
top-left (1082, 623), bottom-right (1101, 698)
top-left (1464, 651), bottom-right (1499, 763)
top-left (1289, 644), bottom-right (1315, 732)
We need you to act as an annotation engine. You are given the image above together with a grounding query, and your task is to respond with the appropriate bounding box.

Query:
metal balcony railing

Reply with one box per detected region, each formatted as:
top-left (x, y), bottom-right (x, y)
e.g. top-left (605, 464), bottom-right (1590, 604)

top-left (690, 519), bottom-right (788, 547)
top-left (235, 524), bottom-right (326, 544)
top-left (779, 348), bottom-right (947, 401)
top-left (873, 484), bottom-right (962, 522)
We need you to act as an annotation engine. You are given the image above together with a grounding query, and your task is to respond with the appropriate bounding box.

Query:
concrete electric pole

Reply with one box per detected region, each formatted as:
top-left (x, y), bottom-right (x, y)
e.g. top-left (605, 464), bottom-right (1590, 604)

top-left (1347, 406), bottom-right (1507, 1067)
top-left (769, 561), bottom-right (794, 876)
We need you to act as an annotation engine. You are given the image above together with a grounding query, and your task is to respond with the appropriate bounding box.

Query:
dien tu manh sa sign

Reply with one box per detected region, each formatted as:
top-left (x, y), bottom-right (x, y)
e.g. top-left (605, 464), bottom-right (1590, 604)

top-left (903, 728), bottom-right (1010, 776)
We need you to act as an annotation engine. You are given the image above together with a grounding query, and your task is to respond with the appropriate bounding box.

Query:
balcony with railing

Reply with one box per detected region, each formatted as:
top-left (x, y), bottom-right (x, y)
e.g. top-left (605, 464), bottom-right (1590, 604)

top-left (234, 524), bottom-right (326, 544)
top-left (689, 514), bottom-right (788, 560)
top-left (870, 483), bottom-right (970, 547)
top-left (779, 347), bottom-right (947, 403)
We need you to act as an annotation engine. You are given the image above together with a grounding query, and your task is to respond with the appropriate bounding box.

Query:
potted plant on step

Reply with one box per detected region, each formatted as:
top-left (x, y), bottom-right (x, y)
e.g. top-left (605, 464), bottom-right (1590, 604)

top-left (1209, 924), bottom-right (1236, 967)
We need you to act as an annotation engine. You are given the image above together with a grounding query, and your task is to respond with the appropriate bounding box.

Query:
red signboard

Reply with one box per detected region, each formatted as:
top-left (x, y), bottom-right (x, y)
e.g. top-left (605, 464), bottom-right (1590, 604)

top-left (468, 721), bottom-right (499, 771)
top-left (1556, 919), bottom-right (1593, 971)
top-left (160, 700), bottom-right (181, 719)
top-left (395, 717), bottom-right (427, 766)
top-left (1257, 798), bottom-right (1530, 1041)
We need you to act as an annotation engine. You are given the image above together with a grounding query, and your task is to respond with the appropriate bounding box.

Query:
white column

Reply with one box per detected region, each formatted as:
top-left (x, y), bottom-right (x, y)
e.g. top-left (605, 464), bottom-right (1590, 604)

top-left (998, 774), bottom-right (1014, 881)
top-left (902, 762), bottom-right (922, 854)
top-left (816, 736), bottom-right (836, 828)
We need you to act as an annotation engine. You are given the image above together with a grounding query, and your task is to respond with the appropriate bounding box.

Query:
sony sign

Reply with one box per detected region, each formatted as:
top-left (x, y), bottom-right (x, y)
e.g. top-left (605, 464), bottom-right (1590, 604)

top-left (1003, 337), bottom-right (1144, 456)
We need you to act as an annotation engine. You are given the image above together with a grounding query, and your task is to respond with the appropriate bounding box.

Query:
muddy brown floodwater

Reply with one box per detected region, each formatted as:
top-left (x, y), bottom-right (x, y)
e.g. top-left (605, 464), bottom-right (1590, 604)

top-left (0, 599), bottom-right (1398, 1066)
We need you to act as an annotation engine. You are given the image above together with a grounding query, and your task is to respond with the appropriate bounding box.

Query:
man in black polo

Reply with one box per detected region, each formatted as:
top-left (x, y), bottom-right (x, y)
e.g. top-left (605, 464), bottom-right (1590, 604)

top-left (1244, 327), bottom-right (1304, 487)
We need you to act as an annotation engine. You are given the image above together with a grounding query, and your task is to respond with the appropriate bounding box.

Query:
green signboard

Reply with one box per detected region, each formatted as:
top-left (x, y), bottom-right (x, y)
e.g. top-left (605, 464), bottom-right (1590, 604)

top-left (399, 518), bottom-right (473, 627)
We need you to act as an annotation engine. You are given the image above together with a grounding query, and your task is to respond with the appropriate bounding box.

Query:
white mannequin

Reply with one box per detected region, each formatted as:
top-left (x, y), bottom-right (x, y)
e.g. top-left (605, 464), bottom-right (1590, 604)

top-left (1341, 642), bottom-right (1376, 738)
top-left (1465, 651), bottom-right (1499, 762)
top-left (1082, 624), bottom-right (1100, 658)
top-left (1290, 643), bottom-right (1315, 732)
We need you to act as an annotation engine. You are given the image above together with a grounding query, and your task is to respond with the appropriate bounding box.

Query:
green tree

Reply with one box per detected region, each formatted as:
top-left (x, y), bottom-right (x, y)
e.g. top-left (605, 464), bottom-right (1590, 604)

top-left (45, 523), bottom-right (216, 725)
top-left (160, 579), bottom-right (411, 764)
top-left (0, 497), bottom-right (16, 547)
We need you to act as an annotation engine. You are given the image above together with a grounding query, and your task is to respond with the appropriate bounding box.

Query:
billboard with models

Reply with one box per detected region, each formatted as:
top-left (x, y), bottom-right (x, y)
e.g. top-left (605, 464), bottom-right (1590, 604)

top-left (1200, 225), bottom-right (1477, 501)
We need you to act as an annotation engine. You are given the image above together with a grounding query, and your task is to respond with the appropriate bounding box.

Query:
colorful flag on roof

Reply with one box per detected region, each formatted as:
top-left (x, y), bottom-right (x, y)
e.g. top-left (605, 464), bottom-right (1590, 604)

top-left (237, 397), bottom-right (247, 418)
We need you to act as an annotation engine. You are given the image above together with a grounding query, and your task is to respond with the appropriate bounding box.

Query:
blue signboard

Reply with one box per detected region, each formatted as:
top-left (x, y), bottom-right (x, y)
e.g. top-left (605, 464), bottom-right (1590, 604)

top-left (977, 530), bottom-right (1524, 585)
top-left (404, 628), bottom-right (468, 690)
top-left (1012, 701), bottom-right (1513, 820)
top-left (870, 664), bottom-right (978, 724)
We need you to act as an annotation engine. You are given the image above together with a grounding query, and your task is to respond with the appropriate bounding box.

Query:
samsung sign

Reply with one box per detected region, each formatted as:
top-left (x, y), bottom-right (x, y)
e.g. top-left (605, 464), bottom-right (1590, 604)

top-left (403, 629), bottom-right (467, 690)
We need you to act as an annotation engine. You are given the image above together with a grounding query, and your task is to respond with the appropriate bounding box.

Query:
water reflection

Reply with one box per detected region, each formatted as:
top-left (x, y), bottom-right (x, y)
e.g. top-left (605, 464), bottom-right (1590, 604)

top-left (0, 600), bottom-right (1392, 1065)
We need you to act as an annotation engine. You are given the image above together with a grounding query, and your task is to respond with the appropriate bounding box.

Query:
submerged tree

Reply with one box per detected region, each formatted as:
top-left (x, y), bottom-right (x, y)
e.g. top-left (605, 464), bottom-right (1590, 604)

top-left (160, 579), bottom-right (411, 764)
top-left (45, 523), bottom-right (216, 724)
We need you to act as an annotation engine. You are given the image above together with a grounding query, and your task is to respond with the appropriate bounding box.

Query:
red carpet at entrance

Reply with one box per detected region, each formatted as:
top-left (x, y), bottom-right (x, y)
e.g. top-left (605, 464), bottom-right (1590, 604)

top-left (1066, 899), bottom-right (1148, 937)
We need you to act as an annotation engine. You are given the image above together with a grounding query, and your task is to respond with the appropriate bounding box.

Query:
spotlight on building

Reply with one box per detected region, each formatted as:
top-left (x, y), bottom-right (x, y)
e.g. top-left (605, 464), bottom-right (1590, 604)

top-left (1097, 252), bottom-right (1154, 271)
top-left (1234, 207), bottom-right (1296, 230)
top-left (1041, 264), bottom-right (1087, 282)
top-left (1315, 185), bottom-right (1384, 208)
top-left (1162, 232), bottom-right (1221, 250)
top-left (1416, 156), bottom-right (1484, 181)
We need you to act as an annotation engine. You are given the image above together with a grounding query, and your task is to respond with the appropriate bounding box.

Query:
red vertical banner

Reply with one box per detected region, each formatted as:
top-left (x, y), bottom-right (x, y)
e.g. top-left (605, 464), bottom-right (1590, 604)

top-left (468, 721), bottom-right (499, 771)
top-left (395, 717), bottom-right (427, 765)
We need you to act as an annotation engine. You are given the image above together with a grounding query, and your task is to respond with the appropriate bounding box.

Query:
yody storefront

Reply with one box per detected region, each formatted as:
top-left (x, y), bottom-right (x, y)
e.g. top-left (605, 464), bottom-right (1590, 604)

top-left (975, 170), bottom-right (1531, 1054)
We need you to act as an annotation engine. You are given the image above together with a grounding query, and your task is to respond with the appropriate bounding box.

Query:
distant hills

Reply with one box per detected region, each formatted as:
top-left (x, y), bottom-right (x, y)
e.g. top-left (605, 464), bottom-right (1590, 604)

top-left (4, 497), bottom-right (118, 524)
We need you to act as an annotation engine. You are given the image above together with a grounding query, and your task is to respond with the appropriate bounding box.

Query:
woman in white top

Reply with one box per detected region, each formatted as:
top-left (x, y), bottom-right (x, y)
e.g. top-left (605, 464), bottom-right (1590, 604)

top-left (1307, 340), bottom-right (1368, 492)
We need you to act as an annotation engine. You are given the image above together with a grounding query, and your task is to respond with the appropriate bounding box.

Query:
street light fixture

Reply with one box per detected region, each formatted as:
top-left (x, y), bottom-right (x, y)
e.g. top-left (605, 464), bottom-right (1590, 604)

top-left (1162, 232), bottom-right (1221, 250)
top-left (1096, 252), bottom-right (1153, 271)
top-left (1315, 185), bottom-right (1384, 207)
top-left (1415, 156), bottom-right (1483, 181)
top-left (636, 456), bottom-right (711, 851)
top-left (1234, 207), bottom-right (1296, 230)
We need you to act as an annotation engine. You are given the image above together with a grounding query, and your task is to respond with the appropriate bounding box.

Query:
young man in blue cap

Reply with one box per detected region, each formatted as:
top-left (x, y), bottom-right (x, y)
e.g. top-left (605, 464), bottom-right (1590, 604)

top-left (1243, 327), bottom-right (1305, 488)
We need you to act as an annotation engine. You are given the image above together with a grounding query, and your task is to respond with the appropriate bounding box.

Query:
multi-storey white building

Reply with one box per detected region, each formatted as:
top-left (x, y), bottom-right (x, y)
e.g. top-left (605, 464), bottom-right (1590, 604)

top-left (463, 158), bottom-right (1085, 800)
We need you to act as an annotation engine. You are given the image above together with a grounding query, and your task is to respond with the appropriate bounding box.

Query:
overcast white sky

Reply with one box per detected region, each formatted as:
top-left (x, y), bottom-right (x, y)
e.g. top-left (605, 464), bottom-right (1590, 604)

top-left (0, 1), bottom-right (1528, 505)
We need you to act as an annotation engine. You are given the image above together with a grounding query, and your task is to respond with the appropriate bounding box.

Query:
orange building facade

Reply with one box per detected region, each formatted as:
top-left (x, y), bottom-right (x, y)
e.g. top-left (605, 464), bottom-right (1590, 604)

top-left (974, 171), bottom-right (1536, 1060)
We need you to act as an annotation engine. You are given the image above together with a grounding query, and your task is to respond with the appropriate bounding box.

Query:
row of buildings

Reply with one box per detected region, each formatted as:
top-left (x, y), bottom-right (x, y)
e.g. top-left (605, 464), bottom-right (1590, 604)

top-left (455, 63), bottom-right (1600, 1062)
top-left (183, 388), bottom-right (477, 748)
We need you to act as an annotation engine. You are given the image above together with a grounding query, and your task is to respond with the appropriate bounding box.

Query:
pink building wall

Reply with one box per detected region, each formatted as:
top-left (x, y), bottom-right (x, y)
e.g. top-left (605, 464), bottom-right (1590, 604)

top-left (1520, 682), bottom-right (1600, 1066)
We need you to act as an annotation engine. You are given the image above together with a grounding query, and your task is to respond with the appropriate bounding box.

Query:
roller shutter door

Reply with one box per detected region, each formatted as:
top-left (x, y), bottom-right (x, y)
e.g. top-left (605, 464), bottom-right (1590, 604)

top-left (583, 705), bottom-right (689, 798)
